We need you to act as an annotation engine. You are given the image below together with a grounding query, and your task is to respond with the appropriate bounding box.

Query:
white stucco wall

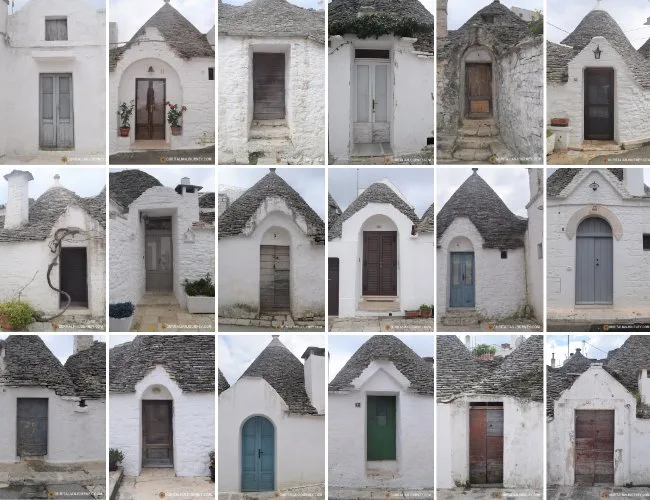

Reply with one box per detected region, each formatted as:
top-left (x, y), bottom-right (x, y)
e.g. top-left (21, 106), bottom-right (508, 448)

top-left (526, 170), bottom-right (544, 322)
top-left (218, 36), bottom-right (325, 164)
top-left (547, 37), bottom-right (650, 146)
top-left (547, 169), bottom-right (650, 320)
top-left (109, 27), bottom-right (215, 153)
top-left (437, 217), bottom-right (527, 318)
top-left (437, 396), bottom-right (543, 489)
top-left (218, 377), bottom-right (325, 492)
top-left (0, 0), bottom-right (8, 158)
top-left (328, 361), bottom-right (435, 489)
top-left (4, 0), bottom-right (105, 156)
top-left (109, 365), bottom-right (215, 477)
top-left (0, 386), bottom-right (105, 464)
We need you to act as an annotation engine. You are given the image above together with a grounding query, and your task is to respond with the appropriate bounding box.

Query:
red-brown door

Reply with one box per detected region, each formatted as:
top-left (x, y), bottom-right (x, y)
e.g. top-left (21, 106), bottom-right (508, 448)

top-left (469, 406), bottom-right (504, 484)
top-left (575, 410), bottom-right (615, 485)
top-left (135, 79), bottom-right (166, 140)
top-left (363, 231), bottom-right (397, 296)
top-left (466, 64), bottom-right (492, 118)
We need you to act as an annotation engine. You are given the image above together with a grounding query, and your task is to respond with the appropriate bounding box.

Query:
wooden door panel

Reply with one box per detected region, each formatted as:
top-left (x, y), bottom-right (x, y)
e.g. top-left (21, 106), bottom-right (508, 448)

top-left (142, 401), bottom-right (173, 467)
top-left (363, 232), bottom-right (397, 296)
top-left (17, 399), bottom-right (48, 456)
top-left (575, 410), bottom-right (614, 485)
top-left (242, 416), bottom-right (275, 492)
top-left (136, 79), bottom-right (166, 140)
top-left (466, 64), bottom-right (492, 117)
top-left (60, 248), bottom-right (88, 307)
top-left (260, 246), bottom-right (290, 311)
top-left (366, 396), bottom-right (396, 461)
top-left (469, 409), bottom-right (488, 484)
top-left (328, 258), bottom-right (339, 316)
top-left (253, 53), bottom-right (285, 120)
top-left (470, 407), bottom-right (503, 484)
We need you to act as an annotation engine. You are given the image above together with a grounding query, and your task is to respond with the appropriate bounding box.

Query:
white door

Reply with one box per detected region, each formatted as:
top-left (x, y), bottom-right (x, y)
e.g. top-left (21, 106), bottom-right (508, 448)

top-left (354, 61), bottom-right (390, 145)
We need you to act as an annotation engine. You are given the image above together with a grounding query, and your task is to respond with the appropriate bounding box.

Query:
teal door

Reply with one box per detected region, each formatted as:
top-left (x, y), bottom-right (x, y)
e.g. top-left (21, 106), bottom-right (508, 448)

top-left (241, 416), bottom-right (274, 492)
top-left (367, 396), bottom-right (396, 461)
top-left (450, 252), bottom-right (475, 308)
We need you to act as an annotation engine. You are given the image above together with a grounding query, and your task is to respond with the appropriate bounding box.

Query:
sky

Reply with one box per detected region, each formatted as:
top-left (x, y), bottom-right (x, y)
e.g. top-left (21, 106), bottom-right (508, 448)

top-left (218, 334), bottom-right (326, 384)
top-left (448, 0), bottom-right (543, 30)
top-left (218, 168), bottom-right (325, 220)
top-left (0, 334), bottom-right (106, 364)
top-left (547, 167), bottom-right (650, 185)
top-left (328, 335), bottom-right (432, 382)
top-left (547, 0), bottom-right (650, 49)
top-left (0, 168), bottom-right (105, 205)
top-left (110, 167), bottom-right (215, 194)
top-left (110, 0), bottom-right (215, 42)
top-left (328, 168), bottom-right (434, 218)
top-left (437, 167), bottom-right (532, 218)
top-left (545, 335), bottom-right (628, 367)
top-left (454, 334), bottom-right (531, 351)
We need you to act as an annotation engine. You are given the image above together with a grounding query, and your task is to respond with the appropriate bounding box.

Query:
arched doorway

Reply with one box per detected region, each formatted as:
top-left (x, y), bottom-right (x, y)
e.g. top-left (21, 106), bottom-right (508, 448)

top-left (241, 416), bottom-right (275, 492)
top-left (576, 217), bottom-right (613, 305)
top-left (141, 385), bottom-right (174, 468)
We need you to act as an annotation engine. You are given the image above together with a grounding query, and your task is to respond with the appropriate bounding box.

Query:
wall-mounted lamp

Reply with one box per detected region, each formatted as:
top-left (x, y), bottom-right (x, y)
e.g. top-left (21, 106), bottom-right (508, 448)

top-left (593, 45), bottom-right (602, 60)
top-left (148, 66), bottom-right (155, 73)
top-left (590, 181), bottom-right (600, 191)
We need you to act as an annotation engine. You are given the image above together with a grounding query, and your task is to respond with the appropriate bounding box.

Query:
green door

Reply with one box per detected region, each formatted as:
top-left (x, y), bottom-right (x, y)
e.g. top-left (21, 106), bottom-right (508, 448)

top-left (367, 395), bottom-right (396, 460)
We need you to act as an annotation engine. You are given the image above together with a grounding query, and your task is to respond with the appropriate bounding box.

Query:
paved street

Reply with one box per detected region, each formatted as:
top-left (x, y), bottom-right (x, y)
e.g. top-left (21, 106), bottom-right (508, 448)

top-left (330, 488), bottom-right (434, 499)
top-left (438, 318), bottom-right (543, 332)
top-left (438, 488), bottom-right (542, 499)
top-left (109, 146), bottom-right (215, 165)
top-left (548, 485), bottom-right (650, 499)
top-left (219, 314), bottom-right (325, 332)
top-left (329, 317), bottom-right (434, 332)
top-left (116, 469), bottom-right (214, 500)
top-left (589, 145), bottom-right (650, 165)
top-left (220, 484), bottom-right (324, 499)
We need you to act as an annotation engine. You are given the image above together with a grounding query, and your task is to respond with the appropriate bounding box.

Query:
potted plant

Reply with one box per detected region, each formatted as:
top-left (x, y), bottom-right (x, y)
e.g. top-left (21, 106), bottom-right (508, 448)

top-left (419, 304), bottom-right (432, 318)
top-left (0, 300), bottom-right (35, 331)
top-left (165, 101), bottom-right (187, 136)
top-left (209, 451), bottom-right (215, 482)
top-left (117, 101), bottom-right (135, 137)
top-left (109, 448), bottom-right (124, 472)
top-left (184, 274), bottom-right (215, 314)
top-left (109, 302), bottom-right (135, 332)
top-left (405, 309), bottom-right (421, 319)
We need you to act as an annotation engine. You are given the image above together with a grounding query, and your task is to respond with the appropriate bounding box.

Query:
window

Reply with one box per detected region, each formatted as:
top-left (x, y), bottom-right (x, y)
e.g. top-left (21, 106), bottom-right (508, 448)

top-left (355, 49), bottom-right (390, 59)
top-left (644, 234), bottom-right (650, 250)
top-left (208, 67), bottom-right (214, 81)
top-left (45, 18), bottom-right (68, 41)
top-left (537, 243), bottom-right (543, 259)
top-left (501, 250), bottom-right (508, 259)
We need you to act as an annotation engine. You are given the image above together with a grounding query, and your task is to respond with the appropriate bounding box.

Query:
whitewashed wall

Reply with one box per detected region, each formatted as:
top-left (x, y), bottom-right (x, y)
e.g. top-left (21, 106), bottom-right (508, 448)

top-left (0, 0), bottom-right (8, 158)
top-left (218, 377), bottom-right (325, 492)
top-left (526, 169), bottom-right (544, 322)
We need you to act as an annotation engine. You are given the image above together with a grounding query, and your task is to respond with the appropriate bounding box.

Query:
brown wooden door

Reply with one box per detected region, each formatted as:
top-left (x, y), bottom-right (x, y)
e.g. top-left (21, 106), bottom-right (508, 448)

top-left (142, 401), bottom-right (173, 467)
top-left (135, 79), bottom-right (166, 140)
top-left (260, 245), bottom-right (290, 312)
top-left (469, 406), bottom-right (504, 484)
top-left (466, 64), bottom-right (492, 117)
top-left (363, 232), bottom-right (397, 296)
top-left (575, 410), bottom-right (615, 485)
top-left (60, 247), bottom-right (88, 307)
top-left (585, 68), bottom-right (614, 140)
top-left (253, 53), bottom-right (285, 120)
top-left (328, 258), bottom-right (339, 316)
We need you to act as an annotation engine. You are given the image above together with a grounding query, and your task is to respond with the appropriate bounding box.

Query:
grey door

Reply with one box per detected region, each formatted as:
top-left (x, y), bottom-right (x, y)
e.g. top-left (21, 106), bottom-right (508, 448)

top-left (17, 398), bottom-right (48, 456)
top-left (260, 245), bottom-right (290, 312)
top-left (142, 401), bottom-right (173, 467)
top-left (576, 218), bottom-right (613, 305)
top-left (145, 226), bottom-right (173, 292)
top-left (253, 53), bottom-right (285, 120)
top-left (40, 74), bottom-right (74, 149)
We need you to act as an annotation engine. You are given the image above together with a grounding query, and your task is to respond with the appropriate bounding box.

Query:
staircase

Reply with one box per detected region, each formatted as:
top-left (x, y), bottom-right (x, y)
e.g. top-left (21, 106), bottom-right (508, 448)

top-left (440, 309), bottom-right (481, 327)
top-left (248, 120), bottom-right (293, 159)
top-left (452, 118), bottom-right (500, 162)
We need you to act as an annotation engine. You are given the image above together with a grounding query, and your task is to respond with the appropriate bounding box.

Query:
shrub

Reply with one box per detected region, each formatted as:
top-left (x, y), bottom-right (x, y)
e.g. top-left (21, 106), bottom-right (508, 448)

top-left (109, 448), bottom-right (124, 472)
top-left (109, 302), bottom-right (135, 319)
top-left (0, 301), bottom-right (35, 331)
top-left (184, 274), bottom-right (215, 297)
top-left (419, 304), bottom-right (431, 313)
top-left (117, 101), bottom-right (135, 129)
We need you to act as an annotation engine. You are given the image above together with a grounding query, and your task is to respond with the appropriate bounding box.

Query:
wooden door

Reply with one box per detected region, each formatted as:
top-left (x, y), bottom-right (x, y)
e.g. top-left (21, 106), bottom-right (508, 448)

top-left (354, 60), bottom-right (390, 144)
top-left (576, 218), bottom-right (613, 305)
top-left (40, 74), bottom-right (74, 149)
top-left (135, 79), bottom-right (166, 140)
top-left (253, 53), bottom-right (285, 120)
top-left (363, 232), bottom-right (397, 296)
top-left (241, 416), bottom-right (275, 492)
top-left (575, 410), bottom-right (615, 485)
top-left (450, 252), bottom-right (475, 308)
top-left (60, 247), bottom-right (88, 307)
top-left (142, 401), bottom-right (173, 467)
top-left (367, 395), bottom-right (396, 461)
top-left (469, 406), bottom-right (504, 484)
top-left (328, 258), bottom-right (339, 316)
top-left (466, 64), bottom-right (492, 117)
top-left (17, 398), bottom-right (48, 456)
top-left (260, 245), bottom-right (290, 312)
top-left (585, 68), bottom-right (614, 140)
top-left (145, 218), bottom-right (173, 292)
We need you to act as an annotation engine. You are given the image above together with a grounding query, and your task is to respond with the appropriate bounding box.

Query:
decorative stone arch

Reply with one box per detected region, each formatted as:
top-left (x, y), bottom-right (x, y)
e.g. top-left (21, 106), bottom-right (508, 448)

top-left (565, 206), bottom-right (623, 241)
top-left (447, 235), bottom-right (474, 253)
top-left (459, 45), bottom-right (497, 122)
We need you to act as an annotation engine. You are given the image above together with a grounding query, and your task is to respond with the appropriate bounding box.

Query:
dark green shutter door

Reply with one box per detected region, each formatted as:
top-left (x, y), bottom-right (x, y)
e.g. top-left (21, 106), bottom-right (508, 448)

top-left (367, 396), bottom-right (396, 461)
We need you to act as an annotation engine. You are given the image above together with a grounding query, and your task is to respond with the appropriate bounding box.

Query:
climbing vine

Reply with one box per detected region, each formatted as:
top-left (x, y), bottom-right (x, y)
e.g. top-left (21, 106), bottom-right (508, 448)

top-left (329, 13), bottom-right (433, 40)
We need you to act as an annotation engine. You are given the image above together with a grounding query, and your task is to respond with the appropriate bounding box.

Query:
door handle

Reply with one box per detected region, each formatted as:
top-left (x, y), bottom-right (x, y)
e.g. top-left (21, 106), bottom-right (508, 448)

top-left (596, 258), bottom-right (600, 267)
top-left (372, 99), bottom-right (376, 112)
top-left (258, 449), bottom-right (263, 459)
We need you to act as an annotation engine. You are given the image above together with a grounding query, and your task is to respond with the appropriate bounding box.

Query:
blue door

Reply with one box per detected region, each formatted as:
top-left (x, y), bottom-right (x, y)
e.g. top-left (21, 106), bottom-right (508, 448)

top-left (241, 416), bottom-right (274, 492)
top-left (450, 252), bottom-right (475, 308)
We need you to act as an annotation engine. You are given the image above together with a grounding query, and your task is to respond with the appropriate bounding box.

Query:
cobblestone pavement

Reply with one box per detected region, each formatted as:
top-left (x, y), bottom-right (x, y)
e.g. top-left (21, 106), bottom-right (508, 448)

top-left (109, 146), bottom-right (215, 165)
top-left (438, 488), bottom-right (542, 499)
top-left (219, 314), bottom-right (325, 332)
top-left (116, 469), bottom-right (214, 500)
top-left (219, 484), bottom-right (324, 499)
top-left (330, 488), bottom-right (434, 499)
top-left (548, 485), bottom-right (650, 500)
top-left (329, 317), bottom-right (434, 333)
top-left (437, 318), bottom-right (543, 333)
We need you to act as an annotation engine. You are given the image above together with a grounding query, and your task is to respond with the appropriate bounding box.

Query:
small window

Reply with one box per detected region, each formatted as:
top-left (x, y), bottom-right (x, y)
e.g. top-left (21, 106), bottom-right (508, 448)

top-left (537, 243), bottom-right (543, 259)
top-left (46, 18), bottom-right (68, 41)
top-left (644, 234), bottom-right (650, 250)
top-left (355, 49), bottom-right (390, 59)
top-left (208, 67), bottom-right (214, 81)
top-left (426, 137), bottom-right (434, 145)
top-left (501, 250), bottom-right (508, 259)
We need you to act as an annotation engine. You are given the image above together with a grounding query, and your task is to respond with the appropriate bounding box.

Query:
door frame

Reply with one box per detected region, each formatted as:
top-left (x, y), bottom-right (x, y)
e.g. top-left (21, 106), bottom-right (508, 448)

top-left (465, 63), bottom-right (493, 119)
top-left (366, 394), bottom-right (397, 461)
top-left (352, 56), bottom-right (393, 146)
top-left (59, 246), bottom-right (89, 308)
top-left (252, 52), bottom-right (287, 121)
top-left (39, 73), bottom-right (74, 150)
top-left (241, 415), bottom-right (276, 492)
top-left (141, 400), bottom-right (174, 468)
top-left (584, 68), bottom-right (615, 141)
top-left (449, 251), bottom-right (475, 308)
top-left (135, 78), bottom-right (167, 141)
top-left (575, 217), bottom-right (613, 305)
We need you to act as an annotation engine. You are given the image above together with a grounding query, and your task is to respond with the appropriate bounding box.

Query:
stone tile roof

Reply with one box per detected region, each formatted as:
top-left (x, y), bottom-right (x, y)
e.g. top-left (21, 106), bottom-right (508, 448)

top-left (241, 337), bottom-right (319, 415)
top-left (219, 0), bottom-right (324, 44)
top-left (200, 192), bottom-right (215, 208)
top-left (329, 335), bottom-right (434, 395)
top-left (437, 170), bottom-right (528, 249)
top-left (110, 336), bottom-right (215, 394)
top-left (199, 212), bottom-right (216, 224)
top-left (546, 168), bottom-right (650, 197)
top-left (639, 38), bottom-right (650, 60)
top-left (329, 182), bottom-right (421, 240)
top-left (546, 41), bottom-right (573, 83)
top-left (218, 369), bottom-right (230, 395)
top-left (417, 202), bottom-right (435, 233)
top-left (328, 193), bottom-right (342, 231)
top-left (109, 169), bottom-right (163, 209)
top-left (454, 0), bottom-right (529, 46)
top-left (109, 2), bottom-right (214, 71)
top-left (64, 342), bottom-right (106, 400)
top-left (0, 186), bottom-right (106, 242)
top-left (0, 336), bottom-right (76, 397)
top-left (218, 170), bottom-right (325, 243)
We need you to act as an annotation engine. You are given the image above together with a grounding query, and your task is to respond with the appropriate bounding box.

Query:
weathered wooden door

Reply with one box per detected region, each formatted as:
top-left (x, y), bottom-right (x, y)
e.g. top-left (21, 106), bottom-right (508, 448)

top-left (466, 64), bottom-right (492, 117)
top-left (354, 60), bottom-right (390, 144)
top-left (469, 406), bottom-right (504, 484)
top-left (576, 218), bottom-right (613, 305)
top-left (142, 401), bottom-right (173, 467)
top-left (253, 53), bottom-right (285, 120)
top-left (575, 410), bottom-right (615, 485)
top-left (328, 258), bottom-right (339, 316)
top-left (40, 74), bottom-right (74, 149)
top-left (241, 416), bottom-right (275, 492)
top-left (145, 218), bottom-right (173, 292)
top-left (449, 252), bottom-right (475, 308)
top-left (17, 398), bottom-right (48, 456)
top-left (260, 245), bottom-right (290, 311)
top-left (60, 247), bottom-right (88, 307)
top-left (367, 395), bottom-right (396, 461)
top-left (585, 68), bottom-right (614, 140)
top-left (135, 79), bottom-right (166, 140)
top-left (363, 232), bottom-right (397, 296)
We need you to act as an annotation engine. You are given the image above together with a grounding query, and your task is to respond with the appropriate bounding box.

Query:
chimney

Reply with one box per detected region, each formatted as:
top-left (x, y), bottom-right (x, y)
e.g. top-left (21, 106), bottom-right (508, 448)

top-left (575, 348), bottom-right (581, 354)
top-left (302, 347), bottom-right (325, 414)
top-left (623, 168), bottom-right (645, 197)
top-left (73, 336), bottom-right (94, 354)
top-left (465, 335), bottom-right (471, 348)
top-left (53, 174), bottom-right (60, 187)
top-left (436, 0), bottom-right (448, 38)
top-left (639, 368), bottom-right (650, 405)
top-left (551, 353), bottom-right (556, 368)
top-left (109, 22), bottom-right (118, 47)
top-left (3, 170), bottom-right (34, 229)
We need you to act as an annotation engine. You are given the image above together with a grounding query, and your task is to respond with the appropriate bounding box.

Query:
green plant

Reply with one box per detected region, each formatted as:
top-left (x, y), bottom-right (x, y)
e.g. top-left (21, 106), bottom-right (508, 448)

top-left (165, 101), bottom-right (187, 127)
top-left (184, 274), bottom-right (215, 297)
top-left (547, 129), bottom-right (554, 138)
top-left (109, 302), bottom-right (135, 319)
top-left (472, 344), bottom-right (496, 356)
top-left (528, 11), bottom-right (543, 36)
top-left (0, 301), bottom-right (35, 331)
top-left (117, 101), bottom-right (135, 128)
top-left (109, 448), bottom-right (124, 472)
top-left (329, 13), bottom-right (433, 39)
top-left (419, 304), bottom-right (431, 313)
top-left (248, 151), bottom-right (264, 165)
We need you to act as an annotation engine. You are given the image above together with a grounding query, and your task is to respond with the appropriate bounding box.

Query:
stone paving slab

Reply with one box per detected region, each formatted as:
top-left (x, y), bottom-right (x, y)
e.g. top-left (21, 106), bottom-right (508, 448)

top-left (438, 488), bottom-right (541, 499)
top-left (330, 488), bottom-right (434, 499)
top-left (437, 318), bottom-right (542, 333)
top-left (109, 469), bottom-right (123, 500)
top-left (133, 305), bottom-right (215, 333)
top-left (219, 315), bottom-right (325, 332)
top-left (548, 485), bottom-right (650, 500)
top-left (116, 470), bottom-right (214, 500)
top-left (109, 146), bottom-right (215, 165)
top-left (23, 317), bottom-right (105, 333)
top-left (329, 317), bottom-right (434, 333)
top-left (220, 484), bottom-right (324, 499)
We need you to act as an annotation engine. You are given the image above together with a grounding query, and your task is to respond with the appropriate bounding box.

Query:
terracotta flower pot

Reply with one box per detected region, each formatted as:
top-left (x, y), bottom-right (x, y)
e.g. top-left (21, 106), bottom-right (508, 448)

top-left (0, 315), bottom-right (14, 331)
top-left (550, 118), bottom-right (569, 127)
top-left (171, 126), bottom-right (182, 136)
top-left (119, 127), bottom-right (130, 137)
top-left (405, 310), bottom-right (421, 319)
top-left (420, 309), bottom-right (432, 318)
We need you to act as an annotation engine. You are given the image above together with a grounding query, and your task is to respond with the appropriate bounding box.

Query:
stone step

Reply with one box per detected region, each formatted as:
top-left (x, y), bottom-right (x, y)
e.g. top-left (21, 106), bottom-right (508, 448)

top-left (247, 137), bottom-right (293, 154)
top-left (441, 310), bottom-right (481, 327)
top-left (358, 298), bottom-right (401, 312)
top-left (456, 136), bottom-right (496, 150)
top-left (462, 118), bottom-right (496, 128)
top-left (251, 119), bottom-right (287, 127)
top-left (452, 148), bottom-right (494, 162)
top-left (249, 124), bottom-right (291, 140)
top-left (459, 125), bottom-right (499, 138)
